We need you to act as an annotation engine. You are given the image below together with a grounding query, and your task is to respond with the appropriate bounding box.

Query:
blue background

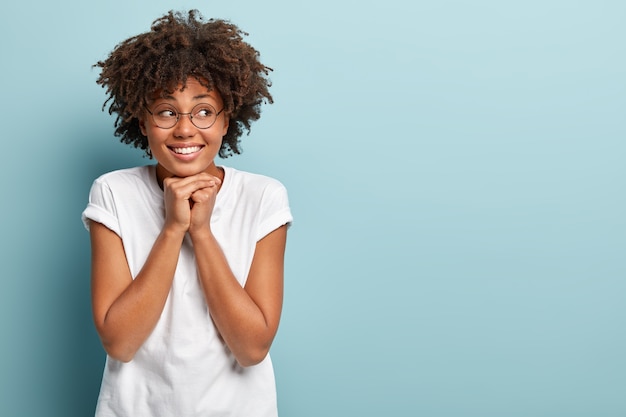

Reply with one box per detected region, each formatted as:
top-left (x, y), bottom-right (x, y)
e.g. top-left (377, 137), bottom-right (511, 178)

top-left (1, 1), bottom-right (624, 416)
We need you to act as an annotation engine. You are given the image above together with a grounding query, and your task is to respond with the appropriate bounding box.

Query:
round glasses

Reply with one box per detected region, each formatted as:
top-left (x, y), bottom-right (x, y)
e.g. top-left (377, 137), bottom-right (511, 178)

top-left (145, 103), bottom-right (224, 129)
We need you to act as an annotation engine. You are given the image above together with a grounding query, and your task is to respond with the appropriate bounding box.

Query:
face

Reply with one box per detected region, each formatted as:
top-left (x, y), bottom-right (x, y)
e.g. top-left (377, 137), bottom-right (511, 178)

top-left (139, 78), bottom-right (229, 183)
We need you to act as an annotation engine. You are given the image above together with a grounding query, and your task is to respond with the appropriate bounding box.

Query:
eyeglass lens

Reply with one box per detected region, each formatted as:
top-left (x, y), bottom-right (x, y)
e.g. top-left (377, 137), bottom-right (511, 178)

top-left (151, 103), bottom-right (220, 129)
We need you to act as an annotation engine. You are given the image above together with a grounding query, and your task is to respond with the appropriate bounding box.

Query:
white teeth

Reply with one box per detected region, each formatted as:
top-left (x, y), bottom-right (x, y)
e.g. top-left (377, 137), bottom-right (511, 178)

top-left (172, 146), bottom-right (201, 155)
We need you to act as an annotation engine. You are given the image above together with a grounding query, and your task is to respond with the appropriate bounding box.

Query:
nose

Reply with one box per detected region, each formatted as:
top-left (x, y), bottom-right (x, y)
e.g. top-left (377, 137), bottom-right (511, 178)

top-left (173, 112), bottom-right (195, 137)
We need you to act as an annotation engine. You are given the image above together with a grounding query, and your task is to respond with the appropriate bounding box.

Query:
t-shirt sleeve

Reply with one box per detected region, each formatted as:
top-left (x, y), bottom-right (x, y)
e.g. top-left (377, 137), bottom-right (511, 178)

top-left (81, 178), bottom-right (121, 236)
top-left (256, 182), bottom-right (293, 242)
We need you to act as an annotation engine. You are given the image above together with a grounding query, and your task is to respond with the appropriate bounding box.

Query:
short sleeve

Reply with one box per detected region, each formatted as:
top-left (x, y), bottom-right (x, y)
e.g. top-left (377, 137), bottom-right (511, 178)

top-left (81, 178), bottom-right (121, 236)
top-left (256, 182), bottom-right (293, 242)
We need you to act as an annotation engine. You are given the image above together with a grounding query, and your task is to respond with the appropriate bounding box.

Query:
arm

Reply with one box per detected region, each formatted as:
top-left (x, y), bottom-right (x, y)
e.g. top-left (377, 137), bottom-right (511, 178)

top-left (189, 225), bottom-right (288, 367)
top-left (90, 221), bottom-right (185, 362)
top-left (90, 174), bottom-right (217, 362)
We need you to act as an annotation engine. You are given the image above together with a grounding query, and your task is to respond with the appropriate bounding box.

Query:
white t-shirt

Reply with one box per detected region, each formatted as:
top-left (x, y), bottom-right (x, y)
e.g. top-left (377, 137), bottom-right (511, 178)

top-left (82, 165), bottom-right (292, 417)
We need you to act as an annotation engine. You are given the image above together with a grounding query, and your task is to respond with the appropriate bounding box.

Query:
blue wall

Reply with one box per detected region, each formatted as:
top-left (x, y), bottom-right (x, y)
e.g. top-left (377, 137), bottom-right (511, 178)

top-left (1, 1), bottom-right (624, 416)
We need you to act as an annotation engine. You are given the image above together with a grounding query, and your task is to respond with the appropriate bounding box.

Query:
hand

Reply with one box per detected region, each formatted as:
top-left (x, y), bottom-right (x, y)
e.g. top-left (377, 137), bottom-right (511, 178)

top-left (162, 173), bottom-right (221, 234)
top-left (188, 173), bottom-right (221, 234)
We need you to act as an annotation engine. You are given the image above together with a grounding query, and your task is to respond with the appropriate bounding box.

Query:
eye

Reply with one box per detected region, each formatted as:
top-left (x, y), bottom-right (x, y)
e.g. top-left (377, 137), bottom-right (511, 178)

top-left (156, 107), bottom-right (177, 118)
top-left (193, 104), bottom-right (216, 119)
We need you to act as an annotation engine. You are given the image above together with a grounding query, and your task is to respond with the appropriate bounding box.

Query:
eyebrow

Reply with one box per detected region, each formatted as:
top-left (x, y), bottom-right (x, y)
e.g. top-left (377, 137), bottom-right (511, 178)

top-left (160, 93), bottom-right (214, 101)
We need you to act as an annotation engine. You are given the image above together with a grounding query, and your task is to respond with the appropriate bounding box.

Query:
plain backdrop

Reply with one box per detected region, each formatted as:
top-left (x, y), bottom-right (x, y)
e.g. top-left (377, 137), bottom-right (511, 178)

top-left (1, 1), bottom-right (624, 416)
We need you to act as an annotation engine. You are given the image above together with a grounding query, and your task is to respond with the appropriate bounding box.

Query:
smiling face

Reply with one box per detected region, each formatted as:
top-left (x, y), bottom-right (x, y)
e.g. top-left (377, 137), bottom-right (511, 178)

top-left (139, 78), bottom-right (229, 184)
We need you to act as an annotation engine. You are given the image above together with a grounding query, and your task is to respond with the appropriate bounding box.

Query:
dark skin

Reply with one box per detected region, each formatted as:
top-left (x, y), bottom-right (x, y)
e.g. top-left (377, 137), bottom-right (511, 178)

top-left (90, 80), bottom-right (287, 366)
top-left (95, 10), bottom-right (273, 158)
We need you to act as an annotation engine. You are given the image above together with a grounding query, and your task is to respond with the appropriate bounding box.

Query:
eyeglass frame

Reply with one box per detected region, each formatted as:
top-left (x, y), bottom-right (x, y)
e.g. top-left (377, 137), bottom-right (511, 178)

top-left (144, 102), bottom-right (225, 130)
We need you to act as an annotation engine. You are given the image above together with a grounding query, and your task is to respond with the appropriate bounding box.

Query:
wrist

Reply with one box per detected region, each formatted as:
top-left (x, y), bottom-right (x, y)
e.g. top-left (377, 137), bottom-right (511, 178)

top-left (188, 225), bottom-right (214, 242)
top-left (161, 224), bottom-right (188, 241)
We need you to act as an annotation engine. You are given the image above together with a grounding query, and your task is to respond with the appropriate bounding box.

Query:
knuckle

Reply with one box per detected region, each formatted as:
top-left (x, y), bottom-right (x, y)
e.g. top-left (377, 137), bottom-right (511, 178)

top-left (173, 189), bottom-right (187, 199)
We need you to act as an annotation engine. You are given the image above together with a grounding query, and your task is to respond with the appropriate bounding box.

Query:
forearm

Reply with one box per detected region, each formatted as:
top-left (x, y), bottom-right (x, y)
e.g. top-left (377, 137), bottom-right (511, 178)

top-left (96, 228), bottom-right (185, 362)
top-left (190, 230), bottom-right (277, 367)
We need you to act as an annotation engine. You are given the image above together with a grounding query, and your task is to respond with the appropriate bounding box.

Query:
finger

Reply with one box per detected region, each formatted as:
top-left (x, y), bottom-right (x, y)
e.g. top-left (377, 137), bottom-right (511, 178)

top-left (167, 172), bottom-right (222, 186)
top-left (165, 178), bottom-right (218, 200)
top-left (190, 187), bottom-right (218, 203)
top-left (193, 172), bottom-right (222, 185)
top-left (191, 191), bottom-right (208, 203)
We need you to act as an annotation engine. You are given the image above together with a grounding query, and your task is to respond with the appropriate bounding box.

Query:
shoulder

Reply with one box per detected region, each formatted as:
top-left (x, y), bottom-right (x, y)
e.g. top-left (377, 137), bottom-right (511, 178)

top-left (87, 165), bottom-right (158, 206)
top-left (222, 166), bottom-right (288, 198)
top-left (220, 166), bottom-right (293, 238)
top-left (93, 165), bottom-right (153, 187)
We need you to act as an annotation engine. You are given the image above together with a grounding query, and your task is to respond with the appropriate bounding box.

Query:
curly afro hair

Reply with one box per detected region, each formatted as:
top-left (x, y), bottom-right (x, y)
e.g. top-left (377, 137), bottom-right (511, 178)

top-left (95, 10), bottom-right (273, 158)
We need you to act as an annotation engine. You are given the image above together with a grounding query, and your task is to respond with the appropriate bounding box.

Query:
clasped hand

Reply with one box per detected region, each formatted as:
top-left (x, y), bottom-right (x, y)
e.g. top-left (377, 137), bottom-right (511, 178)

top-left (162, 172), bottom-right (221, 234)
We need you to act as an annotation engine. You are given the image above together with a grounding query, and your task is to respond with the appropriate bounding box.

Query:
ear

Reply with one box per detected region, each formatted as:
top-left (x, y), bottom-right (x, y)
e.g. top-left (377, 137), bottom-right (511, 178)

top-left (221, 116), bottom-right (230, 137)
top-left (139, 118), bottom-right (147, 136)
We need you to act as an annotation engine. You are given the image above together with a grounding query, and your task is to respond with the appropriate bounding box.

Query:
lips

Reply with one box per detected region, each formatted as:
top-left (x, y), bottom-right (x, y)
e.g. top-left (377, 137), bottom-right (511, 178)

top-left (169, 145), bottom-right (203, 155)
